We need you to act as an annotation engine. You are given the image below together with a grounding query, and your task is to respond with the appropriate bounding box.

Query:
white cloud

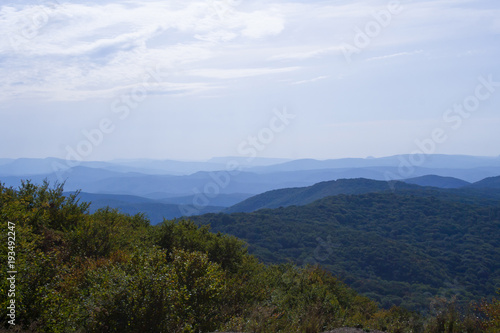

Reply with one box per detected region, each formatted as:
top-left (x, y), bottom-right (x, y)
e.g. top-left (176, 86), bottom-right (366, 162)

top-left (1, 0), bottom-right (499, 161)
top-left (44, 81), bottom-right (219, 101)
top-left (0, 0), bottom-right (499, 103)
top-left (0, 1), bottom-right (290, 101)
top-left (187, 67), bottom-right (300, 79)
top-left (291, 75), bottom-right (328, 85)
top-left (367, 50), bottom-right (423, 62)
top-left (269, 46), bottom-right (340, 61)
top-left (240, 10), bottom-right (284, 38)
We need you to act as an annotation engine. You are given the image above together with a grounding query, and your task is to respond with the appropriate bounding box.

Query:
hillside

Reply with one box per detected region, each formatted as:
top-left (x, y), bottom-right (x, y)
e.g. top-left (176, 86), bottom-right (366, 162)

top-left (467, 176), bottom-right (500, 189)
top-left (402, 175), bottom-right (470, 188)
top-left (192, 192), bottom-right (500, 312)
top-left (60, 177), bottom-right (500, 223)
top-left (4, 181), bottom-right (474, 333)
top-left (225, 178), bottom-right (420, 213)
top-left (226, 177), bottom-right (500, 214)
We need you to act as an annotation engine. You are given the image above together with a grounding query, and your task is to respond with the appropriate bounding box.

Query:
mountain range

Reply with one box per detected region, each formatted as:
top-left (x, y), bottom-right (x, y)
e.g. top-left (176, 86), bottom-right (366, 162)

top-left (2, 155), bottom-right (499, 314)
top-left (2, 155), bottom-right (500, 223)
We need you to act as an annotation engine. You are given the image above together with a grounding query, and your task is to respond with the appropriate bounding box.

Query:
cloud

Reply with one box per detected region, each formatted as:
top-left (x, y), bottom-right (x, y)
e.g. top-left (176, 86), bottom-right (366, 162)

top-left (0, 0), bottom-right (499, 102)
top-left (0, 1), bottom-right (290, 101)
top-left (269, 46), bottom-right (339, 61)
top-left (187, 67), bottom-right (300, 79)
top-left (366, 50), bottom-right (424, 62)
top-left (291, 75), bottom-right (328, 85)
top-left (240, 10), bottom-right (285, 38)
top-left (47, 81), bottom-right (219, 101)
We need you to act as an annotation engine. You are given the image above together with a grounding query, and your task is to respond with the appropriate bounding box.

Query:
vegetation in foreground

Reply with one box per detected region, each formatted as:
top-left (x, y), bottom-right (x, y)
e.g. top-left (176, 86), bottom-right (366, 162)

top-left (1, 181), bottom-right (499, 332)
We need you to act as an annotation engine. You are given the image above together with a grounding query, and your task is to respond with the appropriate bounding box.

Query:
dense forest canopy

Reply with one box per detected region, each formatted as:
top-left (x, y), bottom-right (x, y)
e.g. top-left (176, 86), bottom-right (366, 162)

top-left (193, 192), bottom-right (500, 313)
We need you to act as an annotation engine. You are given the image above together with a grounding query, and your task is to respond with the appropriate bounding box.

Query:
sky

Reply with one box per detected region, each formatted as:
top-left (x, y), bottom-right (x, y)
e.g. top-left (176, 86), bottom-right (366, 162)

top-left (0, 0), bottom-right (499, 161)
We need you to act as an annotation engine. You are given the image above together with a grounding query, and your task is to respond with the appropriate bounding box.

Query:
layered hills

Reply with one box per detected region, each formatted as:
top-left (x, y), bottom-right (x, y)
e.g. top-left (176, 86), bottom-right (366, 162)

top-left (2, 155), bottom-right (500, 223)
top-left (1, 155), bottom-right (500, 330)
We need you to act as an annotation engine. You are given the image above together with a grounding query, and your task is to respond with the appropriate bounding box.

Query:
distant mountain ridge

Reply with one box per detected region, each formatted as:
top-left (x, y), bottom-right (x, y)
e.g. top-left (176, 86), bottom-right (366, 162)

top-left (2, 164), bottom-right (499, 199)
top-left (68, 191), bottom-right (225, 222)
top-left (0, 156), bottom-right (290, 176)
top-left (250, 154), bottom-right (500, 173)
top-left (2, 154), bottom-right (500, 177)
top-left (1, 156), bottom-right (499, 221)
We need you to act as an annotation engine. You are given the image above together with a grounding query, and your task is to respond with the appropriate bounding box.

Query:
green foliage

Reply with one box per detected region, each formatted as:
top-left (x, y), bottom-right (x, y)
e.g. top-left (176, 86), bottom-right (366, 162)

top-left (0, 181), bottom-right (249, 331)
top-left (155, 219), bottom-right (248, 273)
top-left (478, 291), bottom-right (500, 332)
top-left (68, 208), bottom-right (151, 258)
top-left (370, 306), bottom-right (424, 333)
top-left (223, 264), bottom-right (370, 332)
top-left (423, 296), bottom-right (483, 333)
top-left (0, 181), bottom-right (497, 332)
top-left (1, 180), bottom-right (89, 233)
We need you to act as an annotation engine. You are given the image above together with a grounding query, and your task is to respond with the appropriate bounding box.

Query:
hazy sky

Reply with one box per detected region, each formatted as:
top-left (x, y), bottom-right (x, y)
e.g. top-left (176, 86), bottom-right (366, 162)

top-left (1, 0), bottom-right (499, 161)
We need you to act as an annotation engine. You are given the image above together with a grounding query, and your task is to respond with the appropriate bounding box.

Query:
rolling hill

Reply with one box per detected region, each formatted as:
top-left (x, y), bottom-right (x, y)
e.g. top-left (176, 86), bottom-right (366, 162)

top-left (402, 175), bottom-right (470, 188)
top-left (225, 178), bottom-right (421, 213)
top-left (191, 192), bottom-right (500, 312)
top-left (225, 177), bottom-right (500, 214)
top-left (467, 175), bottom-right (500, 189)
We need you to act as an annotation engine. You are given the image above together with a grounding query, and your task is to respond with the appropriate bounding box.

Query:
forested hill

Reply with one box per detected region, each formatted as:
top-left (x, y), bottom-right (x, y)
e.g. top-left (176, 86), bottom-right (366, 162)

top-left (192, 192), bottom-right (500, 313)
top-left (467, 175), bottom-right (500, 189)
top-left (225, 178), bottom-right (420, 213)
top-left (402, 175), bottom-right (470, 188)
top-left (225, 177), bottom-right (500, 214)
